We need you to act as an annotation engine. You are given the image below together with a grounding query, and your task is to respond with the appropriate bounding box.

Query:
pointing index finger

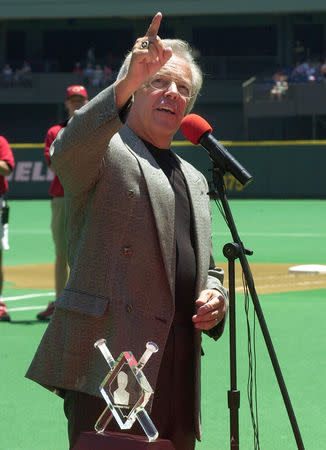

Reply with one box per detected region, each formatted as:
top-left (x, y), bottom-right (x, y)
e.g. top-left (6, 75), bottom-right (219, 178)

top-left (145, 11), bottom-right (162, 37)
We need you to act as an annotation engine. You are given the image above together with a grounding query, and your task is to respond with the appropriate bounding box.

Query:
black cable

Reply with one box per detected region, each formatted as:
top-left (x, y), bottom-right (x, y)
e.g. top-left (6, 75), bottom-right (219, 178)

top-left (214, 193), bottom-right (261, 448)
top-left (243, 271), bottom-right (260, 449)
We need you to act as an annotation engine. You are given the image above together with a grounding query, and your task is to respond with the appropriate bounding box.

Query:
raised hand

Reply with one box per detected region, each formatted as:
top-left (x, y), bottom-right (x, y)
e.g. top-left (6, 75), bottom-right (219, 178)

top-left (115, 12), bottom-right (172, 110)
top-left (127, 12), bottom-right (172, 86)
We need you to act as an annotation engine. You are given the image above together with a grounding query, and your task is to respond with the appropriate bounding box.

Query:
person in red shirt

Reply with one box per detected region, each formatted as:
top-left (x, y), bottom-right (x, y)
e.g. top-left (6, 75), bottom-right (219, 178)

top-left (0, 136), bottom-right (15, 321)
top-left (37, 85), bottom-right (88, 320)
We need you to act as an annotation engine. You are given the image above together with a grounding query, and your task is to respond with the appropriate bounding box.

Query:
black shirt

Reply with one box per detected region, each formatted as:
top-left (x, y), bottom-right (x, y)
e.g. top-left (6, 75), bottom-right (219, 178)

top-left (143, 141), bottom-right (197, 319)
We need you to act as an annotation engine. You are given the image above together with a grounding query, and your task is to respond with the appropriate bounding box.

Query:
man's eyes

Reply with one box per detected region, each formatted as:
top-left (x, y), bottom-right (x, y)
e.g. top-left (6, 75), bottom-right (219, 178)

top-left (152, 77), bottom-right (167, 84)
top-left (150, 76), bottom-right (191, 97)
top-left (178, 84), bottom-right (191, 96)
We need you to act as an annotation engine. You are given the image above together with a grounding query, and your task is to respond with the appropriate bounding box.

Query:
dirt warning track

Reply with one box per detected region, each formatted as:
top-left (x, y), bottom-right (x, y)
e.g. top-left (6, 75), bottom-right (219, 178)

top-left (4, 262), bottom-right (326, 294)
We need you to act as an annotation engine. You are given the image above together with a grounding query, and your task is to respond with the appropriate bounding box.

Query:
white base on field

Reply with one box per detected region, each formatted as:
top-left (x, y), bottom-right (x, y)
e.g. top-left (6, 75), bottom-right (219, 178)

top-left (289, 264), bottom-right (326, 274)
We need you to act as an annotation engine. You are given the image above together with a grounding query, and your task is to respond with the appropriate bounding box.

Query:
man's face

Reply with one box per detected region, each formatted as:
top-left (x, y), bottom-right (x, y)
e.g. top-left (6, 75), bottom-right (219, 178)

top-left (127, 55), bottom-right (192, 147)
top-left (65, 95), bottom-right (88, 118)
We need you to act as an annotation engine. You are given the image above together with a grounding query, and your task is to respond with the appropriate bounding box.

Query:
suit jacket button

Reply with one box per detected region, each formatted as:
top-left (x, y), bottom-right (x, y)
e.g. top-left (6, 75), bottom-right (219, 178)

top-left (126, 303), bottom-right (133, 313)
top-left (123, 246), bottom-right (133, 256)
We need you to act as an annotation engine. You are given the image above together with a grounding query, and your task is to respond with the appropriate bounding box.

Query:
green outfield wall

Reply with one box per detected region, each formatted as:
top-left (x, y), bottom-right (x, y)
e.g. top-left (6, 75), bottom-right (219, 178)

top-left (5, 141), bottom-right (326, 199)
top-left (174, 140), bottom-right (326, 198)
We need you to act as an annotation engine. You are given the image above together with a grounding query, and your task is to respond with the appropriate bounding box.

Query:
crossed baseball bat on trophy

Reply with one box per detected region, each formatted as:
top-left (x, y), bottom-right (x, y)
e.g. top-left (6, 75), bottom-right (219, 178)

top-left (94, 338), bottom-right (159, 442)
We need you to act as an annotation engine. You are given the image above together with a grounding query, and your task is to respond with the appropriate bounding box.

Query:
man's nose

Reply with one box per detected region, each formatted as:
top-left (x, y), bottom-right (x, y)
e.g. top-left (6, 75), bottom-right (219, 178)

top-left (165, 81), bottom-right (179, 97)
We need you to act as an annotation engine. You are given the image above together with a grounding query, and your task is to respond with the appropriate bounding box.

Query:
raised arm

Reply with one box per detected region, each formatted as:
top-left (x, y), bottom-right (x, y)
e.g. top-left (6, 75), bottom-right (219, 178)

top-left (51, 12), bottom-right (172, 196)
top-left (49, 83), bottom-right (124, 196)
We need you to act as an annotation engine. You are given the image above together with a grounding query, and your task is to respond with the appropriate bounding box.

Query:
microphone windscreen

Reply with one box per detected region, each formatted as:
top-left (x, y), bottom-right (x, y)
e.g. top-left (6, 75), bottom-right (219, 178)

top-left (180, 114), bottom-right (213, 145)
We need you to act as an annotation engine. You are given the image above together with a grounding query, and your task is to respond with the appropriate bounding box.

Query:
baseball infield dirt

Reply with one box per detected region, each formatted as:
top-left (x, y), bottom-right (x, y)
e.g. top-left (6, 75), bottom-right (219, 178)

top-left (4, 262), bottom-right (326, 294)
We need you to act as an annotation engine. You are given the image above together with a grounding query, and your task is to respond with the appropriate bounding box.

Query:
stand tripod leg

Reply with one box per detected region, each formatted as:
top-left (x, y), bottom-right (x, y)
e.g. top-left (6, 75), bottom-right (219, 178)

top-left (212, 168), bottom-right (305, 449)
top-left (225, 243), bottom-right (241, 449)
top-left (228, 390), bottom-right (240, 448)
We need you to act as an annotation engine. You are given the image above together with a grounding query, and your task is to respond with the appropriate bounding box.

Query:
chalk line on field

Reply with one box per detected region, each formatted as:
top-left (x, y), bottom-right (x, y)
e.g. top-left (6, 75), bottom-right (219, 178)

top-left (11, 230), bottom-right (51, 235)
top-left (7, 305), bottom-right (47, 312)
top-left (4, 292), bottom-right (55, 302)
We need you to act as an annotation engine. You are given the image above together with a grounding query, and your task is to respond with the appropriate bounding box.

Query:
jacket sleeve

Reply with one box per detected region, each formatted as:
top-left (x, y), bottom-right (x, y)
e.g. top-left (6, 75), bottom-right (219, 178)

top-left (50, 83), bottom-right (129, 196)
top-left (204, 251), bottom-right (229, 341)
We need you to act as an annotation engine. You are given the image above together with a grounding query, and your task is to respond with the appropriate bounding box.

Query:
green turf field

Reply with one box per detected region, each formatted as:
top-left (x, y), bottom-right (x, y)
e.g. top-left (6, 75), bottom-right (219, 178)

top-left (1, 199), bottom-right (325, 449)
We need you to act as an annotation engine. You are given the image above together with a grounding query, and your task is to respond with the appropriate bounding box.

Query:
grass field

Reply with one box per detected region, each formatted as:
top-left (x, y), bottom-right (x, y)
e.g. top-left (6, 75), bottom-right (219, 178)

top-left (1, 199), bottom-right (325, 449)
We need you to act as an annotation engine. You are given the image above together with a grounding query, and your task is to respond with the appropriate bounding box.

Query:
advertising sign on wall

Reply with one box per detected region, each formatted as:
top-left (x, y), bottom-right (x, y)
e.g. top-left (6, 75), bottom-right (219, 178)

top-left (6, 145), bottom-right (53, 199)
top-left (5, 142), bottom-right (326, 199)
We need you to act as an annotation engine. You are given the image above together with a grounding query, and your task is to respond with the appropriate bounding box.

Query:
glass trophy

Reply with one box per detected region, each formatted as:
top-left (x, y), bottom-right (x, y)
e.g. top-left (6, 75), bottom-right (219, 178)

top-left (94, 338), bottom-right (159, 442)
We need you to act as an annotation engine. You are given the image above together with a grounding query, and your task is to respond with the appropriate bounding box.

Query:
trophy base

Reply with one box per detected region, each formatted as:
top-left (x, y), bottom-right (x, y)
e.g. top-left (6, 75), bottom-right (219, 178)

top-left (73, 431), bottom-right (175, 449)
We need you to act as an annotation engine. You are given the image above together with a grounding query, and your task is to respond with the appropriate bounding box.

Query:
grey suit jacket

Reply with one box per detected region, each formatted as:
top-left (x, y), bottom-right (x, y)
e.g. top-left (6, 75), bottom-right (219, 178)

top-left (26, 83), bottom-right (228, 440)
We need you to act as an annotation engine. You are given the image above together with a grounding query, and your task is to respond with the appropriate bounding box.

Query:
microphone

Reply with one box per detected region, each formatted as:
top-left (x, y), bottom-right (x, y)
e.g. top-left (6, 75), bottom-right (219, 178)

top-left (180, 114), bottom-right (253, 186)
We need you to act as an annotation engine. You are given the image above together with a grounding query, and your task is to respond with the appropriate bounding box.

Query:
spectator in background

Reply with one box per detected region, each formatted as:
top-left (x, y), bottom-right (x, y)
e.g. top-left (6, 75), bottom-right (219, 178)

top-left (91, 64), bottom-right (104, 87)
top-left (290, 58), bottom-right (321, 83)
top-left (310, 57), bottom-right (321, 80)
top-left (270, 73), bottom-right (288, 100)
top-left (291, 61), bottom-right (308, 82)
top-left (320, 58), bottom-right (326, 81)
top-left (72, 62), bottom-right (83, 73)
top-left (13, 68), bottom-right (23, 85)
top-left (37, 85), bottom-right (88, 321)
top-left (21, 61), bottom-right (31, 75)
top-left (83, 63), bottom-right (94, 87)
top-left (19, 61), bottom-right (32, 86)
top-left (2, 64), bottom-right (13, 86)
top-left (303, 57), bottom-right (320, 82)
top-left (0, 136), bottom-right (15, 322)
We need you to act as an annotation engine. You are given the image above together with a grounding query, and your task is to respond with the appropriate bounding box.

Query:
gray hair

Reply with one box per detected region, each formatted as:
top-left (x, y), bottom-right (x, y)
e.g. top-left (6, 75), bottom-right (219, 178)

top-left (117, 39), bottom-right (203, 114)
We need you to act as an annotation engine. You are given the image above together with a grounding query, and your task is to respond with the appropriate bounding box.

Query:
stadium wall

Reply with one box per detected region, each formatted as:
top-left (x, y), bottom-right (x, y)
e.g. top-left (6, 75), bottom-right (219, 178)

top-left (6, 141), bottom-right (326, 199)
top-left (1, 0), bottom-right (326, 19)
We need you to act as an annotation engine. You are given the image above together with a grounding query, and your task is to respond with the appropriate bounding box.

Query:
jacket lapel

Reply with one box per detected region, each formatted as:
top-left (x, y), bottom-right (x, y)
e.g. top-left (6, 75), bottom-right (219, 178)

top-left (119, 126), bottom-right (176, 298)
top-left (175, 155), bottom-right (211, 297)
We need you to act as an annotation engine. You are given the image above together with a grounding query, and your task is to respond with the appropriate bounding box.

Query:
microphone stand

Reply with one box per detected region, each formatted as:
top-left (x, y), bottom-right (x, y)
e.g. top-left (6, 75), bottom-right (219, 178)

top-left (211, 166), bottom-right (305, 450)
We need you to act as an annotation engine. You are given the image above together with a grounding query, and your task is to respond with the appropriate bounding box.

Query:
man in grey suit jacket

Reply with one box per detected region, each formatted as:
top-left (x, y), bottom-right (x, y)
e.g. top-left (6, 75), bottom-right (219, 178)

top-left (26, 12), bottom-right (228, 450)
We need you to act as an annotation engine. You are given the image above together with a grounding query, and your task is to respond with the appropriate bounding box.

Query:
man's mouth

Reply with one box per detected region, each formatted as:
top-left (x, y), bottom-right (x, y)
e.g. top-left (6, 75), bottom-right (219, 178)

top-left (156, 106), bottom-right (176, 115)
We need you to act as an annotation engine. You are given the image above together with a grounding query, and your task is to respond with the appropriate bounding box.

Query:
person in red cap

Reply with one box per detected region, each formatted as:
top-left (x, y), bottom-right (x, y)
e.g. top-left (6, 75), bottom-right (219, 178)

top-left (0, 136), bottom-right (15, 321)
top-left (37, 85), bottom-right (88, 320)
